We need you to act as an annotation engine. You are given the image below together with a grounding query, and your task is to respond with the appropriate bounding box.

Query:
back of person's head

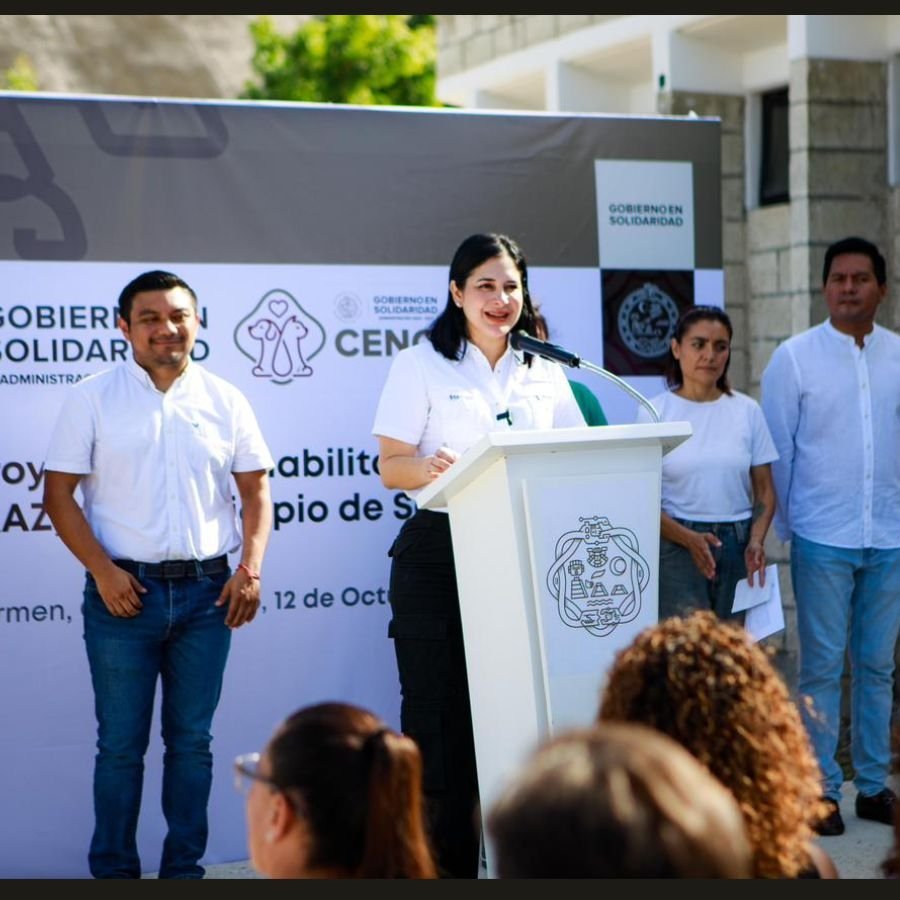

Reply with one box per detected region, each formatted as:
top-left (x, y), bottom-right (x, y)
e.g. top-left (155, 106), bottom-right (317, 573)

top-left (253, 701), bottom-right (436, 879)
top-left (117, 270), bottom-right (197, 323)
top-left (822, 236), bottom-right (886, 286)
top-left (486, 721), bottom-right (752, 878)
top-left (598, 610), bottom-right (827, 878)
top-left (429, 231), bottom-right (538, 360)
top-left (665, 304), bottom-right (734, 394)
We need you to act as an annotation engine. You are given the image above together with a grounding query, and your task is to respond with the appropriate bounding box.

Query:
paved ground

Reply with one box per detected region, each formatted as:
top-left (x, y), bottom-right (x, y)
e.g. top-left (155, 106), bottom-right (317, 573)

top-left (179, 780), bottom-right (895, 880)
top-left (814, 780), bottom-right (896, 879)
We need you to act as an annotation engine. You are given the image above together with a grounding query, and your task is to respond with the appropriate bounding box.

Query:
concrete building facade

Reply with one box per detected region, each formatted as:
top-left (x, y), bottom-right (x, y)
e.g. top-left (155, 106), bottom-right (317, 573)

top-left (437, 14), bottom-right (900, 682)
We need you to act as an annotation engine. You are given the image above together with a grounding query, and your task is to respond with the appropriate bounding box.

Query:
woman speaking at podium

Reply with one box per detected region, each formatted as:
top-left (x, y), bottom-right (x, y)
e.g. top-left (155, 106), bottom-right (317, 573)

top-left (372, 232), bottom-right (584, 878)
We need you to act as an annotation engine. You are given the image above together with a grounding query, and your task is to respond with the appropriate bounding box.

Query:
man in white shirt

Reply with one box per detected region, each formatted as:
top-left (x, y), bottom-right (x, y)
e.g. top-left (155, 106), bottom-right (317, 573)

top-left (761, 236), bottom-right (900, 838)
top-left (43, 271), bottom-right (274, 878)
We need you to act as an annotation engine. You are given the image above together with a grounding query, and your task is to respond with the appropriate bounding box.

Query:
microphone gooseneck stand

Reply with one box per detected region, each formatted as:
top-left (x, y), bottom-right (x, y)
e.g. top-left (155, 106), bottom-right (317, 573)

top-left (509, 330), bottom-right (661, 423)
top-left (576, 357), bottom-right (661, 424)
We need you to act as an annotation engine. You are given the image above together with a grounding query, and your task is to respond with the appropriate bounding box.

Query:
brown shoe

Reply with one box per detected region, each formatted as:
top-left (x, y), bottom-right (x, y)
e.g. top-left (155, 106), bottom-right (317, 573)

top-left (814, 797), bottom-right (845, 836)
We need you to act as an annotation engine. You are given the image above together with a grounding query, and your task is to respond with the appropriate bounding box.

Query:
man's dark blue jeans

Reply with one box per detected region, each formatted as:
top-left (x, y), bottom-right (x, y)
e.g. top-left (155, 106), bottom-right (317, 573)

top-left (82, 567), bottom-right (231, 879)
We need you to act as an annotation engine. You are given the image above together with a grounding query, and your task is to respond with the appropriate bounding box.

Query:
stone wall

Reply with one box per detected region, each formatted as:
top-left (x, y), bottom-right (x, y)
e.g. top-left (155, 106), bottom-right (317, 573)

top-left (789, 58), bottom-right (890, 331)
top-left (892, 186), bottom-right (900, 331)
top-left (745, 203), bottom-right (795, 678)
top-left (0, 14), bottom-right (310, 99)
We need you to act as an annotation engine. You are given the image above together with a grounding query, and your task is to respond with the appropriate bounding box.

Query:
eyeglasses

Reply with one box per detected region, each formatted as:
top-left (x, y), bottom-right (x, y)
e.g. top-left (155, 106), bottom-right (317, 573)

top-left (233, 751), bottom-right (278, 796)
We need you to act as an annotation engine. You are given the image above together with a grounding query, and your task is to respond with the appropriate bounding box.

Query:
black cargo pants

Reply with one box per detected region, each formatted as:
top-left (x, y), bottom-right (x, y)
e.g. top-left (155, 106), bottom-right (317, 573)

top-left (387, 508), bottom-right (480, 879)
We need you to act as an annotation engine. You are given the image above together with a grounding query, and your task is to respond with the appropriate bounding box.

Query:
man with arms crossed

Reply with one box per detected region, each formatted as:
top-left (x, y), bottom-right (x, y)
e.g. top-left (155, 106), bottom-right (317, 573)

top-left (43, 270), bottom-right (274, 878)
top-left (761, 237), bottom-right (900, 836)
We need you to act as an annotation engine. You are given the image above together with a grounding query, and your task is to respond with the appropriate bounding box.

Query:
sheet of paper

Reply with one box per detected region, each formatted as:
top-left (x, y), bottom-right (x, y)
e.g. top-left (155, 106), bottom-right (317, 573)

top-left (736, 564), bottom-right (784, 642)
top-left (731, 563), bottom-right (777, 612)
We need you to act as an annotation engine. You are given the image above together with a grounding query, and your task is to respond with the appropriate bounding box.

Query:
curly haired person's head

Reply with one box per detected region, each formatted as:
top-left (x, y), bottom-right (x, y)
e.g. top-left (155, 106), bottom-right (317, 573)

top-left (597, 610), bottom-right (827, 878)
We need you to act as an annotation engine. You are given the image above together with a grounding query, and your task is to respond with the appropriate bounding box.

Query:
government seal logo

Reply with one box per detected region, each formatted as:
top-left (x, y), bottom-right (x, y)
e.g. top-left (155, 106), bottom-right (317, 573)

top-left (546, 515), bottom-right (649, 638)
top-left (617, 283), bottom-right (679, 358)
top-left (333, 291), bottom-right (362, 322)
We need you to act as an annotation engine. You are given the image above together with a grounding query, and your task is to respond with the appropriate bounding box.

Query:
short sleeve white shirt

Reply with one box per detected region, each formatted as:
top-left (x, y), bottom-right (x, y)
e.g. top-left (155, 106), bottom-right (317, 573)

top-left (44, 357), bottom-right (274, 562)
top-left (372, 339), bottom-right (585, 499)
top-left (637, 389), bottom-right (778, 521)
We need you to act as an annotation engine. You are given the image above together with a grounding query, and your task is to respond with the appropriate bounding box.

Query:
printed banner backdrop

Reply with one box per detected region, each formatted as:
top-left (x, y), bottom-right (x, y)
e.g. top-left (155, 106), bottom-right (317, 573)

top-left (0, 93), bottom-right (721, 877)
top-left (594, 157), bottom-right (723, 422)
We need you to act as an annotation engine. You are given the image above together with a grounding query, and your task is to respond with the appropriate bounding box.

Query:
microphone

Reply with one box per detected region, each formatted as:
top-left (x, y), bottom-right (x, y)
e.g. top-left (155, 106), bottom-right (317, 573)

top-left (509, 330), bottom-right (580, 367)
top-left (509, 329), bottom-right (660, 423)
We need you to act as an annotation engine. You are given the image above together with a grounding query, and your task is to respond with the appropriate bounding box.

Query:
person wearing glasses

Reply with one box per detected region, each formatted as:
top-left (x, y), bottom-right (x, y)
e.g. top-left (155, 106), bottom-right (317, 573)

top-left (43, 270), bottom-right (274, 879)
top-left (234, 702), bottom-right (437, 879)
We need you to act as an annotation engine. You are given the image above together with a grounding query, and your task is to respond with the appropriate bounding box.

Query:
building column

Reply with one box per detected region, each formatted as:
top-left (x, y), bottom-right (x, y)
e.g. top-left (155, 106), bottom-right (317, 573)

top-left (788, 57), bottom-right (888, 332)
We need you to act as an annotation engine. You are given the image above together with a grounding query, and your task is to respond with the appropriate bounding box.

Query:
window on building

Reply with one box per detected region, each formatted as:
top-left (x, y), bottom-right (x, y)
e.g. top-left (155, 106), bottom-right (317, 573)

top-left (759, 87), bottom-right (789, 206)
top-left (889, 55), bottom-right (900, 186)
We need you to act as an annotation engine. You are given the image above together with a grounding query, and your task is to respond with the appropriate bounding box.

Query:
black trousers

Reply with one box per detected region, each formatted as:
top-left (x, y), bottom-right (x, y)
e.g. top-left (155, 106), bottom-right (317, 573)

top-left (387, 509), bottom-right (480, 879)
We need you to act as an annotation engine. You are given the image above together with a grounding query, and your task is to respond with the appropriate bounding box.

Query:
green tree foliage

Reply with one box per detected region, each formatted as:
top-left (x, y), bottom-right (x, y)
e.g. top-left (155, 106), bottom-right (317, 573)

top-left (241, 15), bottom-right (438, 106)
top-left (1, 54), bottom-right (39, 91)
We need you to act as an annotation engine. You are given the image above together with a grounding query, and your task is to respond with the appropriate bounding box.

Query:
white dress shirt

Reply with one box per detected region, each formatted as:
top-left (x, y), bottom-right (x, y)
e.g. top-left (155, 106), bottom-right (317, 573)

top-left (372, 339), bottom-right (585, 500)
top-left (44, 357), bottom-right (274, 562)
top-left (760, 320), bottom-right (900, 549)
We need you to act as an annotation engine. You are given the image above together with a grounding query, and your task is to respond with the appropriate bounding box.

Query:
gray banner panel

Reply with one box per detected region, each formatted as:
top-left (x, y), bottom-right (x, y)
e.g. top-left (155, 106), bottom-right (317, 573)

top-left (0, 95), bottom-right (720, 268)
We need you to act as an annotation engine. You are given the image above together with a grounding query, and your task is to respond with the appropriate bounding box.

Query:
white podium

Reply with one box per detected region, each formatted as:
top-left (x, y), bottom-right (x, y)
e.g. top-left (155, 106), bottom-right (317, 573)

top-left (416, 422), bottom-right (691, 876)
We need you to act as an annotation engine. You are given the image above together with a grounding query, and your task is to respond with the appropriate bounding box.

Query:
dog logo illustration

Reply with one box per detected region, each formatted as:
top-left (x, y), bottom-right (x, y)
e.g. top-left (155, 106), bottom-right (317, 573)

top-left (546, 514), bottom-right (649, 638)
top-left (234, 289), bottom-right (325, 385)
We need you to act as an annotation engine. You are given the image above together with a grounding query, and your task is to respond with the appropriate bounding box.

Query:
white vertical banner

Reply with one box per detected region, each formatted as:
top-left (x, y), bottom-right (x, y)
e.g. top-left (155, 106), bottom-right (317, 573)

top-left (593, 159), bottom-right (704, 422)
top-left (594, 159), bottom-right (695, 270)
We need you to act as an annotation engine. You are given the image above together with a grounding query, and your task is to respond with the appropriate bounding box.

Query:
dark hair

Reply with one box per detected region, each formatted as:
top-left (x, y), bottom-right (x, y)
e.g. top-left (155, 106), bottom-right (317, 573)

top-left (428, 232), bottom-right (538, 364)
top-left (117, 270), bottom-right (197, 323)
top-left (822, 236), bottom-right (886, 286)
top-left (598, 611), bottom-right (827, 879)
top-left (265, 702), bottom-right (436, 879)
top-left (487, 722), bottom-right (752, 878)
top-left (664, 304), bottom-right (733, 395)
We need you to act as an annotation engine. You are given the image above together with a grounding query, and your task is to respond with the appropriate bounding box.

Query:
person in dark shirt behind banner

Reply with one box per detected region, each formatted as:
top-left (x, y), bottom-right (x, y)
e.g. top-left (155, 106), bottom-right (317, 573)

top-left (533, 306), bottom-right (608, 425)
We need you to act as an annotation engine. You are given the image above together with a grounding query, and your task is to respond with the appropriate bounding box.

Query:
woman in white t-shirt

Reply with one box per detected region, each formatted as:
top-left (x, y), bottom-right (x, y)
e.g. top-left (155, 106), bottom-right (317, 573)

top-left (372, 233), bottom-right (585, 878)
top-left (637, 305), bottom-right (777, 622)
